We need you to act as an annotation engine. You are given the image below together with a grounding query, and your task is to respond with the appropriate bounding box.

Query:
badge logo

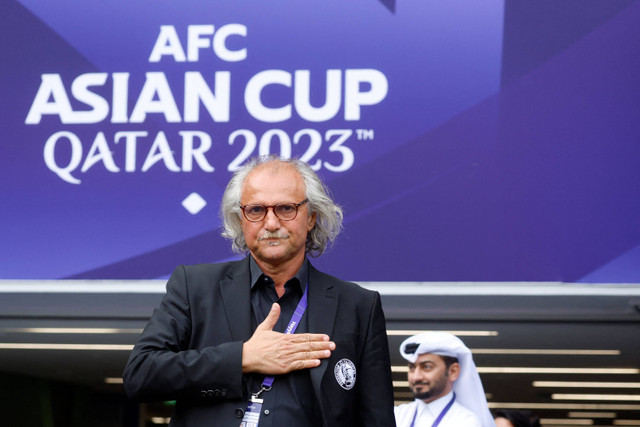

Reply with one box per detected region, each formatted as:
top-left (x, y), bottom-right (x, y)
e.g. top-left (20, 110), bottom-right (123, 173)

top-left (334, 358), bottom-right (356, 390)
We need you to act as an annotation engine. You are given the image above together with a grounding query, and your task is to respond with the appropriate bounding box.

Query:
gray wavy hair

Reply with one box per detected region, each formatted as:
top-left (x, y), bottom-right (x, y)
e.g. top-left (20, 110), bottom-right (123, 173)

top-left (220, 155), bottom-right (343, 256)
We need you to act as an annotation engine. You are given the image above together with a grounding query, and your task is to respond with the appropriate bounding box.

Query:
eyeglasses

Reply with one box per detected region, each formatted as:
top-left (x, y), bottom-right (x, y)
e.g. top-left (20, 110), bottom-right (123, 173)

top-left (240, 199), bottom-right (308, 222)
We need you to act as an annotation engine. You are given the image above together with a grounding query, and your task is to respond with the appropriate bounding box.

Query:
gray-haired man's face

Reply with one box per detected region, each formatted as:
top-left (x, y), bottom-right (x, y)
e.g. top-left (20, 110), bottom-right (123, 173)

top-left (240, 164), bottom-right (316, 269)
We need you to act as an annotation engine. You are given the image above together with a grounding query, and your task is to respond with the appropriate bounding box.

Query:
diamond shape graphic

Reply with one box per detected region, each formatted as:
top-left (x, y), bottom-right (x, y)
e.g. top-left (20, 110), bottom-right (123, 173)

top-left (182, 192), bottom-right (207, 215)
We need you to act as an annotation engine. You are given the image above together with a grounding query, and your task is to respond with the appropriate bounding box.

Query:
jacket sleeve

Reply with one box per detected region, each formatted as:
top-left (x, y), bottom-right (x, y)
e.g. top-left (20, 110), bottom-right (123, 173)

top-left (357, 291), bottom-right (397, 426)
top-left (122, 265), bottom-right (244, 403)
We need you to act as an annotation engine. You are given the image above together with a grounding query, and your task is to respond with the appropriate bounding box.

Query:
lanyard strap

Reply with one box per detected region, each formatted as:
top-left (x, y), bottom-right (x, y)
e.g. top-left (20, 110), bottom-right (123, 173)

top-left (258, 282), bottom-right (309, 391)
top-left (410, 392), bottom-right (456, 427)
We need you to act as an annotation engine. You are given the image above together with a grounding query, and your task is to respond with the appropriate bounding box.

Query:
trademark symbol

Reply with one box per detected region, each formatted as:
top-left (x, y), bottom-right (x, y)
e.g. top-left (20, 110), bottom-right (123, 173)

top-left (356, 129), bottom-right (374, 141)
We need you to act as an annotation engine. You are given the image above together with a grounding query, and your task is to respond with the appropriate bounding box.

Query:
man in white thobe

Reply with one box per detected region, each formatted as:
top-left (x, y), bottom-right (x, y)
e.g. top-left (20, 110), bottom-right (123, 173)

top-left (394, 332), bottom-right (496, 427)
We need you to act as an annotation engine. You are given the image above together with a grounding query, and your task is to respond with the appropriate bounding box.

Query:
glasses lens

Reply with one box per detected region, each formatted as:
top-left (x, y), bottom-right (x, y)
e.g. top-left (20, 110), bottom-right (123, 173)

top-left (244, 205), bottom-right (267, 221)
top-left (274, 204), bottom-right (297, 220)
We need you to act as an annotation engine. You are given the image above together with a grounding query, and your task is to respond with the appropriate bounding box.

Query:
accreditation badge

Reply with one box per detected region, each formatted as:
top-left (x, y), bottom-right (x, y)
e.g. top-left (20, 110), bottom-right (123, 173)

top-left (240, 395), bottom-right (263, 427)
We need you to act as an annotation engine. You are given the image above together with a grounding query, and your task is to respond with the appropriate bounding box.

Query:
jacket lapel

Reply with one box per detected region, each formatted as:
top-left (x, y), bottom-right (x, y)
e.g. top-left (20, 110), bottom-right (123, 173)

top-left (219, 257), bottom-right (252, 341)
top-left (307, 265), bottom-right (338, 400)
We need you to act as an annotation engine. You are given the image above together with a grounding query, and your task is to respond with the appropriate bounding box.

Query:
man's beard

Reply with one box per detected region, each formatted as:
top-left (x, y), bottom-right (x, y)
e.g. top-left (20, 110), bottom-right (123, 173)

top-left (411, 375), bottom-right (448, 401)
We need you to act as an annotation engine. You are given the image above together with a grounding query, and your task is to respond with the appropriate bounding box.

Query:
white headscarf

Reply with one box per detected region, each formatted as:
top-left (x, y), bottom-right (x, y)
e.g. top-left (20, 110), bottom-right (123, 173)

top-left (400, 332), bottom-right (496, 427)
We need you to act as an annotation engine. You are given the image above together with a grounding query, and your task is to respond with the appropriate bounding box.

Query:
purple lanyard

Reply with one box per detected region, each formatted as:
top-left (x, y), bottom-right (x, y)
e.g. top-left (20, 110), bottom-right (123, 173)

top-left (258, 282), bottom-right (309, 392)
top-left (410, 392), bottom-right (456, 427)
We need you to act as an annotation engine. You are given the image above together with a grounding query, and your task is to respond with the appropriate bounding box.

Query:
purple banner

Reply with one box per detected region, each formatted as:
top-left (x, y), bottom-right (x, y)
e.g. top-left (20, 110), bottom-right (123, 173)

top-left (1, 0), bottom-right (639, 283)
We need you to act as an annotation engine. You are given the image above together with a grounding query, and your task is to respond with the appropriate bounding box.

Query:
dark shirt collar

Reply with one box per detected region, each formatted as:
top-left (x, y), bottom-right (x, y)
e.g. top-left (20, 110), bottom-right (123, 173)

top-left (249, 255), bottom-right (308, 293)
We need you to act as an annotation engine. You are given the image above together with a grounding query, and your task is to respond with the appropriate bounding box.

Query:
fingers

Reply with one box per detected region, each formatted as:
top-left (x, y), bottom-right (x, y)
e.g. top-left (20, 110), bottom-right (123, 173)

top-left (281, 348), bottom-right (330, 373)
top-left (293, 358), bottom-right (323, 370)
top-left (289, 336), bottom-right (336, 353)
top-left (242, 330), bottom-right (336, 375)
top-left (256, 303), bottom-right (281, 332)
top-left (303, 348), bottom-right (332, 361)
top-left (290, 333), bottom-right (333, 345)
top-left (276, 336), bottom-right (335, 372)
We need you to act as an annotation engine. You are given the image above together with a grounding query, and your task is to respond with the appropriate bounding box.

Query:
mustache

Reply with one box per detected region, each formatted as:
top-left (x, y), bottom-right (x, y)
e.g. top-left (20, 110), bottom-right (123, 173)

top-left (258, 231), bottom-right (290, 241)
top-left (411, 381), bottom-right (430, 387)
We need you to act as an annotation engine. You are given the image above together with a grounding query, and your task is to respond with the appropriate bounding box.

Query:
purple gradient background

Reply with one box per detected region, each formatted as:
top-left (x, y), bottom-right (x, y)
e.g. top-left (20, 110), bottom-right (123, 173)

top-left (1, 0), bottom-right (639, 283)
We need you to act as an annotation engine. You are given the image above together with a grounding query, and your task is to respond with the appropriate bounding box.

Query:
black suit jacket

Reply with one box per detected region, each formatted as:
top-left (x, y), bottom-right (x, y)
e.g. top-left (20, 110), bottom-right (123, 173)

top-left (123, 257), bottom-right (396, 426)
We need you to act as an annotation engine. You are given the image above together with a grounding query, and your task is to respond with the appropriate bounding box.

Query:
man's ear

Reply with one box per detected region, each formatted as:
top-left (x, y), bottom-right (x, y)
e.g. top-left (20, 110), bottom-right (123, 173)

top-left (448, 362), bottom-right (461, 382)
top-left (307, 212), bottom-right (317, 230)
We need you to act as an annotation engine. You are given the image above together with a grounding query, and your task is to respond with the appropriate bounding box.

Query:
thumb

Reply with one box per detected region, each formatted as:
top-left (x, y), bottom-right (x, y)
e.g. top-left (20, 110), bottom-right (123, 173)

top-left (257, 303), bottom-right (280, 331)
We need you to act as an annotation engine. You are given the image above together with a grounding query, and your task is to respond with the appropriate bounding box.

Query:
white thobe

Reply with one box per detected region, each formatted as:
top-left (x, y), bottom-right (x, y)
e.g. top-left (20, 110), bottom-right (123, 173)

top-left (394, 391), bottom-right (482, 427)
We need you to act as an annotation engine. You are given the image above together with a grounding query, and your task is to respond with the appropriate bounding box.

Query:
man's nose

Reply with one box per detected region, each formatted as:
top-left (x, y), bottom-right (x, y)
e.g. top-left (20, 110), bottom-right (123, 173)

top-left (263, 208), bottom-right (281, 229)
top-left (410, 369), bottom-right (425, 381)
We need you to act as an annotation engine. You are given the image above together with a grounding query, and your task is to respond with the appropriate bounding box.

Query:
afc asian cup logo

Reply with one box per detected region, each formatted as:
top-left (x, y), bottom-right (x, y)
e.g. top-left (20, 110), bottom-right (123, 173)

top-left (334, 358), bottom-right (356, 390)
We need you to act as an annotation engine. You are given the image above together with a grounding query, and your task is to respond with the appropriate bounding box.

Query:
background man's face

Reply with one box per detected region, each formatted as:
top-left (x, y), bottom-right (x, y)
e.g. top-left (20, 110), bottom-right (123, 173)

top-left (240, 164), bottom-right (316, 268)
top-left (407, 353), bottom-right (456, 403)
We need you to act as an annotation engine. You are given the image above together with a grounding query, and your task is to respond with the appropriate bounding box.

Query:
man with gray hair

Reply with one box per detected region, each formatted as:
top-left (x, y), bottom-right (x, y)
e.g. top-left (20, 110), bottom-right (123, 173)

top-left (123, 155), bottom-right (395, 426)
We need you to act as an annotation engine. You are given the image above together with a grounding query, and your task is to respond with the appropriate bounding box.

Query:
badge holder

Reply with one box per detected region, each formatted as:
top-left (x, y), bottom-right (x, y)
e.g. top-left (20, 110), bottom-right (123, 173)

top-left (240, 386), bottom-right (271, 427)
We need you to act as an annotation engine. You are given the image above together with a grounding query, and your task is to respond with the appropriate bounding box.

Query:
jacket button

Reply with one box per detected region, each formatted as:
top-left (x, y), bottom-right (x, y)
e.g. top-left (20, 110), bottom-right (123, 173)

top-left (220, 388), bottom-right (227, 398)
top-left (200, 390), bottom-right (207, 399)
top-left (235, 408), bottom-right (245, 419)
top-left (206, 390), bottom-right (214, 399)
top-left (213, 389), bottom-right (221, 398)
